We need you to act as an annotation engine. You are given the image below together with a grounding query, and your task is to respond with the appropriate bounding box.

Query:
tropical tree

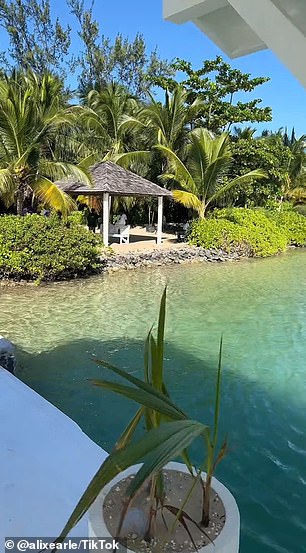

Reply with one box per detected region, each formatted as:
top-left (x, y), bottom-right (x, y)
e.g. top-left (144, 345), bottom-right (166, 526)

top-left (157, 128), bottom-right (266, 218)
top-left (83, 82), bottom-right (146, 159)
top-left (140, 86), bottom-right (202, 152)
top-left (230, 136), bottom-right (291, 206)
top-left (232, 126), bottom-right (256, 141)
top-left (114, 86), bottom-right (205, 189)
top-left (153, 57), bottom-right (272, 133)
top-left (0, 71), bottom-right (91, 215)
top-left (67, 0), bottom-right (172, 96)
top-left (260, 128), bottom-right (306, 204)
top-left (0, 0), bottom-right (72, 76)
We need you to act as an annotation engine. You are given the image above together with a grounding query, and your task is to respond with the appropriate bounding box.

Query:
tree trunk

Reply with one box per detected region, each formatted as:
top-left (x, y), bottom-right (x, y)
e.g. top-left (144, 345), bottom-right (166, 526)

top-left (198, 203), bottom-right (206, 219)
top-left (201, 475), bottom-right (212, 527)
top-left (16, 189), bottom-right (24, 216)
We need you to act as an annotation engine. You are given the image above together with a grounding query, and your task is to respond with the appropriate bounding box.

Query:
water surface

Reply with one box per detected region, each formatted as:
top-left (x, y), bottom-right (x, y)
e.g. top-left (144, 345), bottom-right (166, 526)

top-left (1, 251), bottom-right (306, 553)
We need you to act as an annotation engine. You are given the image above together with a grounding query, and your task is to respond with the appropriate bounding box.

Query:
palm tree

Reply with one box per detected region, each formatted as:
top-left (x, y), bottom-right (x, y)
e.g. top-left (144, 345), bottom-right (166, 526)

top-left (141, 86), bottom-right (202, 152)
top-left (114, 86), bottom-right (204, 182)
top-left (261, 128), bottom-right (306, 203)
top-left (157, 128), bottom-right (266, 218)
top-left (84, 82), bottom-right (145, 159)
top-left (232, 126), bottom-right (256, 141)
top-left (0, 72), bottom-right (91, 215)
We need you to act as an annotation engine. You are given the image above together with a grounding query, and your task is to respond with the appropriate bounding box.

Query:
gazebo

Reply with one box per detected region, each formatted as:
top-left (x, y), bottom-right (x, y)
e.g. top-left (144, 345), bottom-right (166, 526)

top-left (59, 161), bottom-right (172, 246)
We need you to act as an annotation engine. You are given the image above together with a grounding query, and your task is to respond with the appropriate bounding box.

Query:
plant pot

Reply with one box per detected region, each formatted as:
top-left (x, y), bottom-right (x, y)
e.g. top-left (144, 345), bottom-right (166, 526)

top-left (88, 462), bottom-right (240, 553)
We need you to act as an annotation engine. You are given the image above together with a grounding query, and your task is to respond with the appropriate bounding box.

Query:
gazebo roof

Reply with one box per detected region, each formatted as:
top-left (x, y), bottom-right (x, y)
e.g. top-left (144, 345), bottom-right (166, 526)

top-left (59, 161), bottom-right (172, 198)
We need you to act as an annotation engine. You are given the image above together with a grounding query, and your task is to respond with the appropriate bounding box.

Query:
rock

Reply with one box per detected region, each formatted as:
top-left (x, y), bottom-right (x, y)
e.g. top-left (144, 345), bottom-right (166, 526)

top-left (120, 507), bottom-right (149, 539)
top-left (98, 244), bottom-right (242, 274)
top-left (0, 336), bottom-right (16, 374)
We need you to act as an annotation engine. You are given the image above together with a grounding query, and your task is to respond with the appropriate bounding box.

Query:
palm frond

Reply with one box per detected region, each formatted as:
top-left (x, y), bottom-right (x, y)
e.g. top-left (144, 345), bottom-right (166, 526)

top-left (0, 168), bottom-right (16, 205)
top-left (113, 150), bottom-right (152, 168)
top-left (56, 420), bottom-right (206, 541)
top-left (39, 160), bottom-right (92, 187)
top-left (208, 169), bottom-right (267, 205)
top-left (155, 144), bottom-right (196, 193)
top-left (33, 176), bottom-right (76, 215)
top-left (172, 190), bottom-right (202, 214)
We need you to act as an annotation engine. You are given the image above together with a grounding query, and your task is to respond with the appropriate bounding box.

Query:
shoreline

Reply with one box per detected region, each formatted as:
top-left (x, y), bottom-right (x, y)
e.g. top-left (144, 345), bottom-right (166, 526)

top-left (99, 244), bottom-right (242, 272)
top-left (0, 244), bottom-right (301, 286)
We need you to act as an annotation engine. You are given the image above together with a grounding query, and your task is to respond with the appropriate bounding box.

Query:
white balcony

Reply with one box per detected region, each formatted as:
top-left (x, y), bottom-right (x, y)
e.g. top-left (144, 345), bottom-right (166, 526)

top-left (163, 0), bottom-right (306, 88)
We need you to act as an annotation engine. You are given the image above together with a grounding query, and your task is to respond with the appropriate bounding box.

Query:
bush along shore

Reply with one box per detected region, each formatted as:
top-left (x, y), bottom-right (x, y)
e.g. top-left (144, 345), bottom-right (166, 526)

top-left (101, 207), bottom-right (306, 272)
top-left (1, 207), bottom-right (306, 283)
top-left (0, 214), bottom-right (103, 283)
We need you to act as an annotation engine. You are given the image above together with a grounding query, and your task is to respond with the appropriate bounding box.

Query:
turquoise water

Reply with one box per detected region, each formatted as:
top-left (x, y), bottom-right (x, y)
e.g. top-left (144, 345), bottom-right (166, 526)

top-left (1, 251), bottom-right (306, 552)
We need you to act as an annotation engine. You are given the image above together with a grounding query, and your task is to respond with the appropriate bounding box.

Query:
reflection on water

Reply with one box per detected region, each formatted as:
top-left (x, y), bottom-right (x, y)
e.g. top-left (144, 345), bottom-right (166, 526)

top-left (1, 250), bottom-right (306, 553)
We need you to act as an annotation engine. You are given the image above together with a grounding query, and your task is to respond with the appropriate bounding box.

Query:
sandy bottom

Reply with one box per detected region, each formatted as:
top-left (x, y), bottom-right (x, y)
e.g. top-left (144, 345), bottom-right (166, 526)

top-left (103, 470), bottom-right (225, 553)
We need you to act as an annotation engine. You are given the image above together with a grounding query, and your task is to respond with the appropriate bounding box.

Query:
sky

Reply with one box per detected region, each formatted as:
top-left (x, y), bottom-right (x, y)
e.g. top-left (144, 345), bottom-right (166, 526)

top-left (3, 0), bottom-right (306, 135)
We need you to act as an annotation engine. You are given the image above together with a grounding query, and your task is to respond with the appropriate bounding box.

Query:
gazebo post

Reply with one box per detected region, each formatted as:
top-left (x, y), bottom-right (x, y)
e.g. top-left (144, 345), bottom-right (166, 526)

top-left (103, 192), bottom-right (109, 246)
top-left (157, 196), bottom-right (163, 245)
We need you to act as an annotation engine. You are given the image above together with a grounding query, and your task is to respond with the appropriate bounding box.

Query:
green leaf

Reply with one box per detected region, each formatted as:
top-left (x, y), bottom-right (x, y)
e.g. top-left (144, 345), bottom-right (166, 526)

top-left (114, 407), bottom-right (144, 451)
top-left (144, 324), bottom-right (154, 385)
top-left (92, 379), bottom-right (186, 421)
top-left (126, 420), bottom-right (207, 499)
top-left (93, 358), bottom-right (187, 418)
top-left (155, 286), bottom-right (167, 389)
top-left (57, 420), bottom-right (205, 541)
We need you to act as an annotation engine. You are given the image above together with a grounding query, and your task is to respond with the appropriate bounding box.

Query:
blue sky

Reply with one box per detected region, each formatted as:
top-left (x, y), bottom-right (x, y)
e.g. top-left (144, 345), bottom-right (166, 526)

top-left (71, 0), bottom-right (306, 135)
top-left (3, 0), bottom-right (306, 135)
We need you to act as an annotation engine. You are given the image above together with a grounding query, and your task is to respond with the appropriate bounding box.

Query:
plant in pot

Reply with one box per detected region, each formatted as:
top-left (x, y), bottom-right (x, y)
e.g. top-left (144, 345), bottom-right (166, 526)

top-left (57, 289), bottom-right (240, 552)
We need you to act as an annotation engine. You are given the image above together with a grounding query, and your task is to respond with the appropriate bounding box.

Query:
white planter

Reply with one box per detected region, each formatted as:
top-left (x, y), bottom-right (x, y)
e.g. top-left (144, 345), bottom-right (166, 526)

top-left (88, 462), bottom-right (240, 553)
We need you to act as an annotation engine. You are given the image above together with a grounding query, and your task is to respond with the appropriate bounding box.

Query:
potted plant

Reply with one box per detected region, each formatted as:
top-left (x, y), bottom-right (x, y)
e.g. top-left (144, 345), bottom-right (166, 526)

top-left (57, 289), bottom-right (240, 552)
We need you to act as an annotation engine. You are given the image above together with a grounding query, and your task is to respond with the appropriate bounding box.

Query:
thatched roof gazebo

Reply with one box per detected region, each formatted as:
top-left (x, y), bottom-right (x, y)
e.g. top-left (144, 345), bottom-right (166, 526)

top-left (59, 161), bottom-right (172, 246)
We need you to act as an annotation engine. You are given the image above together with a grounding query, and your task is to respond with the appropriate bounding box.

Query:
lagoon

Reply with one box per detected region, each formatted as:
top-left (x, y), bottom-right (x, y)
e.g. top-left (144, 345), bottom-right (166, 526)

top-left (1, 251), bottom-right (306, 553)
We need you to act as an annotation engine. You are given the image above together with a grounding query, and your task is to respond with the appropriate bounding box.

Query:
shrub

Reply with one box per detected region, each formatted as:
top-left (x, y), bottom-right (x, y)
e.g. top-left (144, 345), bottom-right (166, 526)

top-left (265, 199), bottom-right (294, 212)
top-left (0, 214), bottom-right (103, 282)
top-left (188, 217), bottom-right (252, 255)
top-left (189, 208), bottom-right (288, 257)
top-left (67, 210), bottom-right (87, 226)
top-left (266, 209), bottom-right (306, 246)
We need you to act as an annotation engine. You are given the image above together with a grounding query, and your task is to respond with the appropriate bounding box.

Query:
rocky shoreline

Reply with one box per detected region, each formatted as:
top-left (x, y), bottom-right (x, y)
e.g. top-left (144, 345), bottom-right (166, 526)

top-left (99, 245), bottom-right (242, 272)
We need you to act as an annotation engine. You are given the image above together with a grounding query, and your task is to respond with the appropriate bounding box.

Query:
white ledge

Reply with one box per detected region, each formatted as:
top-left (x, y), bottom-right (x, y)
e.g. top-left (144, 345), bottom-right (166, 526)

top-left (0, 367), bottom-right (108, 541)
top-left (163, 0), bottom-right (306, 88)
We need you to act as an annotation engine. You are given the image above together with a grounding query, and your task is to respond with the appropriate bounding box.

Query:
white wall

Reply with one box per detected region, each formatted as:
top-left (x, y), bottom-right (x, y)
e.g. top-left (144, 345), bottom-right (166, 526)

top-left (0, 367), bottom-right (108, 543)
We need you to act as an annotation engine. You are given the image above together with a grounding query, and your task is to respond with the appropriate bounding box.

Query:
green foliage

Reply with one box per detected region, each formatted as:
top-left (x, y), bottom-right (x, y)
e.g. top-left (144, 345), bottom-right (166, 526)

top-left (230, 131), bottom-right (306, 208)
top-left (0, 0), bottom-right (172, 92)
top-left (141, 87), bottom-right (202, 152)
top-left (266, 209), bottom-right (306, 246)
top-left (84, 83), bottom-right (144, 158)
top-left (0, 214), bottom-right (102, 281)
top-left (67, 210), bottom-right (87, 225)
top-left (153, 56), bottom-right (271, 133)
top-left (67, 0), bottom-right (173, 96)
top-left (230, 138), bottom-right (292, 206)
top-left (265, 199), bottom-right (293, 212)
top-left (189, 217), bottom-right (251, 254)
top-left (189, 208), bottom-right (288, 257)
top-left (0, 0), bottom-right (71, 76)
top-left (158, 129), bottom-right (266, 218)
top-left (0, 71), bottom-right (90, 215)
